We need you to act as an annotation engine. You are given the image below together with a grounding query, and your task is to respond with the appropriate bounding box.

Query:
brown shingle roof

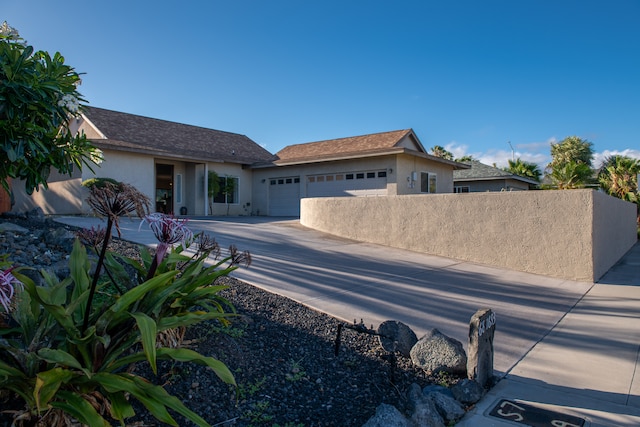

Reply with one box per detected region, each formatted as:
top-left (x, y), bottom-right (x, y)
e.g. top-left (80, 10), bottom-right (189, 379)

top-left (274, 129), bottom-right (417, 164)
top-left (82, 106), bottom-right (275, 165)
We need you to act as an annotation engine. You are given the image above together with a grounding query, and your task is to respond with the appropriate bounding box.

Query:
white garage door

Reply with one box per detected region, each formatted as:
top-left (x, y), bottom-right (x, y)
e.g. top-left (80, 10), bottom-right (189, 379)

top-left (268, 176), bottom-right (301, 216)
top-left (307, 170), bottom-right (388, 197)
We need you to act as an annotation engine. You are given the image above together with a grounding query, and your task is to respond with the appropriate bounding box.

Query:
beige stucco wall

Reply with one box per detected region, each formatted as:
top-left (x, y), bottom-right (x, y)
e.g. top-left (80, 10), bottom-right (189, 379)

top-left (12, 177), bottom-right (87, 215)
top-left (251, 154), bottom-right (457, 215)
top-left (300, 189), bottom-right (637, 282)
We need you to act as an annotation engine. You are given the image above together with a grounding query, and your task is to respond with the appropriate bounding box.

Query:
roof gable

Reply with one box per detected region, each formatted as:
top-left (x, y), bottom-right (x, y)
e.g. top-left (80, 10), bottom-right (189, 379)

top-left (274, 129), bottom-right (425, 164)
top-left (80, 107), bottom-right (275, 165)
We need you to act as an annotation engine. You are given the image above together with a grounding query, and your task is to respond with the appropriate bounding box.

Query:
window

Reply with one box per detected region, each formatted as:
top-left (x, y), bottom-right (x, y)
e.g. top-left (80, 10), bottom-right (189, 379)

top-left (366, 172), bottom-right (375, 178)
top-left (175, 174), bottom-right (182, 204)
top-left (454, 186), bottom-right (470, 193)
top-left (420, 172), bottom-right (437, 193)
top-left (378, 171), bottom-right (387, 178)
top-left (346, 174), bottom-right (354, 180)
top-left (213, 176), bottom-right (239, 204)
top-left (356, 173), bottom-right (365, 179)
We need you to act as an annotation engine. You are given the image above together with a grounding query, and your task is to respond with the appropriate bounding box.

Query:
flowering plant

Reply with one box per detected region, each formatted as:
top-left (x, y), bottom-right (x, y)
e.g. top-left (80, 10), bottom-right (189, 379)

top-left (0, 21), bottom-right (101, 194)
top-left (0, 180), bottom-right (245, 426)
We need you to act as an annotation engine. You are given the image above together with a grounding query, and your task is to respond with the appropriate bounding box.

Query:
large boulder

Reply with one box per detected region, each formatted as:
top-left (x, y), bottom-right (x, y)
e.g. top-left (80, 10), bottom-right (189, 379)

top-left (410, 329), bottom-right (467, 375)
top-left (377, 320), bottom-right (418, 357)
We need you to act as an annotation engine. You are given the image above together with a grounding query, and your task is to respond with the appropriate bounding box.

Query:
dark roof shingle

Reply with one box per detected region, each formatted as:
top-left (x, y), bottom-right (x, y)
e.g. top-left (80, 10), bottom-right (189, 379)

top-left (82, 106), bottom-right (275, 164)
top-left (274, 129), bottom-right (415, 163)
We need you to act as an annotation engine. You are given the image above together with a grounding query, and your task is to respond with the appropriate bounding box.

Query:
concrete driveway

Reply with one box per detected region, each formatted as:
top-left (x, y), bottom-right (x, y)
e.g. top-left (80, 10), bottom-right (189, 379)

top-left (55, 215), bottom-right (593, 375)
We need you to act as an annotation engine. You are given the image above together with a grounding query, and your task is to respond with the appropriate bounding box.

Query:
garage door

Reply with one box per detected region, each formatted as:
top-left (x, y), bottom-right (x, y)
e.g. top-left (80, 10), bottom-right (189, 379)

top-left (268, 176), bottom-right (301, 216)
top-left (307, 170), bottom-right (388, 197)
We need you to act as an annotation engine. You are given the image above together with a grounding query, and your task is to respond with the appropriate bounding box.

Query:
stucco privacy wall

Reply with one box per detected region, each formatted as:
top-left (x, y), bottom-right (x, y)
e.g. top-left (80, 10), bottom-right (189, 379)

top-left (300, 189), bottom-right (637, 282)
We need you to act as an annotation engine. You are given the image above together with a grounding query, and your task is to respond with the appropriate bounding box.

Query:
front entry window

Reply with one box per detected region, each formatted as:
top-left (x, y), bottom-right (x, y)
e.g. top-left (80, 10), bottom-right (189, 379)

top-left (213, 176), bottom-right (239, 204)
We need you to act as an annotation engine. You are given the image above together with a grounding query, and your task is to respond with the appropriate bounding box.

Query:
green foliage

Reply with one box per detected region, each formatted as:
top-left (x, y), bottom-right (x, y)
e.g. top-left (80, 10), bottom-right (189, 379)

top-left (0, 183), bottom-right (247, 426)
top-left (598, 155), bottom-right (640, 203)
top-left (548, 161), bottom-right (594, 189)
top-left (548, 136), bottom-right (594, 169)
top-left (505, 158), bottom-right (542, 183)
top-left (545, 136), bottom-right (595, 189)
top-left (0, 22), bottom-right (102, 194)
top-left (0, 237), bottom-right (237, 426)
top-left (82, 177), bottom-right (121, 189)
top-left (456, 155), bottom-right (476, 162)
top-left (430, 145), bottom-right (454, 160)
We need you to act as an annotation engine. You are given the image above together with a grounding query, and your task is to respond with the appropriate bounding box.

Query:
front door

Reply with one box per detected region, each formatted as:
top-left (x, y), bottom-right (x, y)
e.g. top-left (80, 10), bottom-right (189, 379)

top-left (155, 164), bottom-right (174, 214)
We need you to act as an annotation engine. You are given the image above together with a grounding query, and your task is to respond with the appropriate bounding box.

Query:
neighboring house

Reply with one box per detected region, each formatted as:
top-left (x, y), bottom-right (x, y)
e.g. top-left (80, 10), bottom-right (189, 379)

top-left (11, 107), bottom-right (468, 217)
top-left (453, 161), bottom-right (539, 193)
top-left (251, 129), bottom-right (468, 216)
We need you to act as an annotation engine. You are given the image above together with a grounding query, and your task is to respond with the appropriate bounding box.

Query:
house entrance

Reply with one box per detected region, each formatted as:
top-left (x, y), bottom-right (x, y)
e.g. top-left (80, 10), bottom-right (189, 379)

top-left (155, 164), bottom-right (174, 214)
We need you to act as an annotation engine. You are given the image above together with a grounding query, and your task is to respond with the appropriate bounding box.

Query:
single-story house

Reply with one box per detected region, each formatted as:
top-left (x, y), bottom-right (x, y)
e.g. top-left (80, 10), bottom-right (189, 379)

top-left (453, 160), bottom-right (539, 193)
top-left (11, 107), bottom-right (468, 217)
top-left (251, 129), bottom-right (468, 216)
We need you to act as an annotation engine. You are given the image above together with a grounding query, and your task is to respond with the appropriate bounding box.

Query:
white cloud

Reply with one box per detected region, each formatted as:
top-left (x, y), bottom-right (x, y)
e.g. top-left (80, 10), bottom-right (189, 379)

top-left (593, 149), bottom-right (640, 168)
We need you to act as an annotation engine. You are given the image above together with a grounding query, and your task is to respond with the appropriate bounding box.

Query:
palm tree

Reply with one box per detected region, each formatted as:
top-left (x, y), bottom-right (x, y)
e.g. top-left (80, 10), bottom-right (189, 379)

top-left (548, 136), bottom-right (594, 169)
top-left (430, 145), bottom-right (454, 160)
top-left (598, 155), bottom-right (640, 203)
top-left (550, 161), bottom-right (593, 189)
top-left (456, 155), bottom-right (476, 162)
top-left (505, 158), bottom-right (542, 182)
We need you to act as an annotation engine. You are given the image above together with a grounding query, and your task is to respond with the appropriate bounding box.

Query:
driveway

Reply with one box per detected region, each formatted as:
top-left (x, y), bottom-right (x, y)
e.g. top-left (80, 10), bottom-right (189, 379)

top-left (55, 215), bottom-right (593, 375)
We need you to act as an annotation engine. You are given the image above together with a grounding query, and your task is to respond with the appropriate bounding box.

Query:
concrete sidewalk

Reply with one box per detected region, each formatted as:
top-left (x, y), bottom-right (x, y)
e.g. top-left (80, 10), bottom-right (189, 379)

top-left (53, 216), bottom-right (640, 426)
top-left (459, 242), bottom-right (640, 426)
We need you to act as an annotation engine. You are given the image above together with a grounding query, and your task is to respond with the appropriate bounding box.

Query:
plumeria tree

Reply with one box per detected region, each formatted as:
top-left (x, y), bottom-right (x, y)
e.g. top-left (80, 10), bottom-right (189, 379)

top-left (0, 21), bottom-right (102, 194)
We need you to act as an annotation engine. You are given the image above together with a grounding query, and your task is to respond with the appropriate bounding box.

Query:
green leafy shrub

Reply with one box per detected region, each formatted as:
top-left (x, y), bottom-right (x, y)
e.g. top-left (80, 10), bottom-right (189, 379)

top-left (0, 181), bottom-right (247, 426)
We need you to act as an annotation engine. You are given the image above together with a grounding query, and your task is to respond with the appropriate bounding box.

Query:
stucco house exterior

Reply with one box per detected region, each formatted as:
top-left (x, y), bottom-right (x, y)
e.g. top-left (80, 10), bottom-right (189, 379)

top-left (251, 129), bottom-right (468, 216)
top-left (453, 160), bottom-right (539, 193)
top-left (12, 107), bottom-right (275, 216)
top-left (11, 107), bottom-right (468, 217)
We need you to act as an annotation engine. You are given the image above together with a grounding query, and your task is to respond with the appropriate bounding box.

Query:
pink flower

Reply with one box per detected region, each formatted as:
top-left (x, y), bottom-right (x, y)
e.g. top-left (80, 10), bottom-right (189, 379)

top-left (0, 268), bottom-right (22, 313)
top-left (140, 213), bottom-right (194, 262)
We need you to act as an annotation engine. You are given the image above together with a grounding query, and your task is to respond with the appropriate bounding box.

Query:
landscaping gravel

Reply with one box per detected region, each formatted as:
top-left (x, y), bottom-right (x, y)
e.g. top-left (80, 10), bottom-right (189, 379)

top-left (0, 214), bottom-right (457, 427)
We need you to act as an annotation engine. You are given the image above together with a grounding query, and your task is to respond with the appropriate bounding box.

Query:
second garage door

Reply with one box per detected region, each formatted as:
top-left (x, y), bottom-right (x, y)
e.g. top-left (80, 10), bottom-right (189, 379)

top-left (307, 170), bottom-right (388, 197)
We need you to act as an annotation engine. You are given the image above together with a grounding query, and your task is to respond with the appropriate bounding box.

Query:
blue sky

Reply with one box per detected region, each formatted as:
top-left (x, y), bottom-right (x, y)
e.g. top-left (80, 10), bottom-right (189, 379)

top-left (4, 1), bottom-right (639, 169)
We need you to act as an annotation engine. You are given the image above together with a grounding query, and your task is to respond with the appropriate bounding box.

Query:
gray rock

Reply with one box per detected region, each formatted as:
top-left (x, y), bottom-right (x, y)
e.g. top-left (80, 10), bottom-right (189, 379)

top-left (410, 329), bottom-right (467, 375)
top-left (427, 390), bottom-right (466, 424)
top-left (378, 320), bottom-right (418, 357)
top-left (43, 227), bottom-right (75, 252)
top-left (406, 383), bottom-right (445, 427)
top-left (361, 403), bottom-right (412, 427)
top-left (0, 222), bottom-right (29, 233)
top-left (451, 378), bottom-right (485, 405)
top-left (27, 207), bottom-right (45, 222)
top-left (422, 384), bottom-right (454, 399)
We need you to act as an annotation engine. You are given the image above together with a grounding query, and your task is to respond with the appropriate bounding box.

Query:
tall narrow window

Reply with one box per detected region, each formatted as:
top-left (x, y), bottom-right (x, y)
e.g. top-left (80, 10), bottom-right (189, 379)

top-left (175, 174), bottom-right (182, 204)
